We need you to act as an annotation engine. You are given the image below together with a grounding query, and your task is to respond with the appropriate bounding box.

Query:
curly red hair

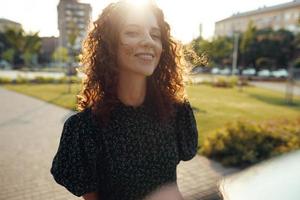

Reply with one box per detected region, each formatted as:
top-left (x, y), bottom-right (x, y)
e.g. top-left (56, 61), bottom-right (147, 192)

top-left (77, 0), bottom-right (187, 125)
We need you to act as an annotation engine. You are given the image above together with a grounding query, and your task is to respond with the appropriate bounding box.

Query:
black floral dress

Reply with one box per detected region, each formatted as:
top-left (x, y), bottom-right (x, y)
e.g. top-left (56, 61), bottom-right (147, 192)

top-left (50, 99), bottom-right (198, 200)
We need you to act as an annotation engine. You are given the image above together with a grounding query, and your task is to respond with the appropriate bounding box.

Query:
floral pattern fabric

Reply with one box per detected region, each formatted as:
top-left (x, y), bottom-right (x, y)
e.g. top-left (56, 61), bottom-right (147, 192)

top-left (50, 100), bottom-right (198, 200)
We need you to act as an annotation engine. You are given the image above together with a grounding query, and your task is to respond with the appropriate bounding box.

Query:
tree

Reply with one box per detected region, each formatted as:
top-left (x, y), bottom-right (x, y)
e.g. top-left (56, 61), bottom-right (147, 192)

top-left (3, 28), bottom-right (25, 66)
top-left (273, 29), bottom-right (294, 67)
top-left (240, 21), bottom-right (258, 71)
top-left (1, 28), bottom-right (41, 67)
top-left (22, 32), bottom-right (41, 66)
top-left (2, 48), bottom-right (15, 63)
top-left (210, 36), bottom-right (233, 66)
top-left (191, 36), bottom-right (232, 67)
top-left (52, 47), bottom-right (69, 63)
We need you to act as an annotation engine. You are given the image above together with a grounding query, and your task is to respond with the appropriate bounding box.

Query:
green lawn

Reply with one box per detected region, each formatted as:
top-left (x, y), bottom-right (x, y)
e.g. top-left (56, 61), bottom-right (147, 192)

top-left (3, 83), bottom-right (81, 111)
top-left (3, 83), bottom-right (300, 144)
top-left (186, 84), bottom-right (300, 142)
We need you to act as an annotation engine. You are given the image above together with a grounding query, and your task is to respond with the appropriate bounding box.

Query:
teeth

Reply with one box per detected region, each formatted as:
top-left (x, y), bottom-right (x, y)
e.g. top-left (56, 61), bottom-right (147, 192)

top-left (136, 54), bottom-right (153, 60)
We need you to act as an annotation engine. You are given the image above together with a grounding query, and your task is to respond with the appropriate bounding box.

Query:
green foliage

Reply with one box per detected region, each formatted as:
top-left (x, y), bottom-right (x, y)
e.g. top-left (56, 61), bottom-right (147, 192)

top-left (0, 28), bottom-right (41, 66)
top-left (294, 58), bottom-right (300, 68)
top-left (57, 76), bottom-right (81, 84)
top-left (212, 76), bottom-right (237, 88)
top-left (0, 76), bottom-right (12, 84)
top-left (2, 48), bottom-right (15, 63)
top-left (240, 22), bottom-right (259, 70)
top-left (0, 75), bottom-right (82, 84)
top-left (33, 76), bottom-right (56, 84)
top-left (201, 118), bottom-right (300, 168)
top-left (15, 75), bottom-right (30, 84)
top-left (52, 47), bottom-right (69, 63)
top-left (183, 44), bottom-right (208, 68)
top-left (256, 57), bottom-right (275, 68)
top-left (22, 33), bottom-right (41, 66)
top-left (191, 36), bottom-right (233, 67)
top-left (209, 76), bottom-right (248, 88)
top-left (190, 21), bottom-right (298, 71)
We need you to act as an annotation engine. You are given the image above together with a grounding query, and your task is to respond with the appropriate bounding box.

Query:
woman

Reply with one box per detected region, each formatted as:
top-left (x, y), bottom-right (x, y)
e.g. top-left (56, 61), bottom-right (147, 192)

top-left (50, 1), bottom-right (198, 200)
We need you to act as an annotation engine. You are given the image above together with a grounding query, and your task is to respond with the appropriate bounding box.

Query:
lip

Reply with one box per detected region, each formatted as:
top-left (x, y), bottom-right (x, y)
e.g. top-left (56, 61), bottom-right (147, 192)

top-left (135, 53), bottom-right (155, 58)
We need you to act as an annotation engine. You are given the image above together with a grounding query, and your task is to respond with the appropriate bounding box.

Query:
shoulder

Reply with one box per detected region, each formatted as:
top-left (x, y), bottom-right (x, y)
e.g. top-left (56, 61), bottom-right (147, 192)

top-left (65, 107), bottom-right (92, 125)
top-left (174, 98), bottom-right (193, 115)
top-left (174, 98), bottom-right (197, 128)
top-left (62, 107), bottom-right (95, 138)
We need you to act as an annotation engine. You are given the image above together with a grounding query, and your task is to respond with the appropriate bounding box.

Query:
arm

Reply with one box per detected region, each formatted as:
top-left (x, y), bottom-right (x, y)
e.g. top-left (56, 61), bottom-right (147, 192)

top-left (82, 192), bottom-right (99, 200)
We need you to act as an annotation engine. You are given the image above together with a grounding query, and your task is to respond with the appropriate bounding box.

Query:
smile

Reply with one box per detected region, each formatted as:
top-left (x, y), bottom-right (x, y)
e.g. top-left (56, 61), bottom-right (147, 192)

top-left (135, 53), bottom-right (154, 60)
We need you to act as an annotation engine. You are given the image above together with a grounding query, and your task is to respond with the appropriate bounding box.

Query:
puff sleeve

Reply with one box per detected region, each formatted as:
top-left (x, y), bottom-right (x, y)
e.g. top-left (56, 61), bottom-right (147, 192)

top-left (175, 100), bottom-right (199, 162)
top-left (50, 114), bottom-right (99, 197)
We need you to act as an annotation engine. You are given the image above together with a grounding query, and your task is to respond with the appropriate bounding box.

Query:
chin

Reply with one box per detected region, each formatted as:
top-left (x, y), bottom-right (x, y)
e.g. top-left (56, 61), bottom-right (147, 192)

top-left (137, 65), bottom-right (157, 76)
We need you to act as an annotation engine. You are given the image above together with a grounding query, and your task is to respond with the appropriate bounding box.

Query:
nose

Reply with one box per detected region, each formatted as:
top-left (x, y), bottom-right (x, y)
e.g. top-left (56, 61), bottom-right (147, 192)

top-left (140, 32), bottom-right (155, 48)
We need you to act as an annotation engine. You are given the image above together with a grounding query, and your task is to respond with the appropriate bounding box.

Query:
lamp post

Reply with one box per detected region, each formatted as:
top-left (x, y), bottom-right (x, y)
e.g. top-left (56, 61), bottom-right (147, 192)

top-left (232, 32), bottom-right (243, 92)
top-left (232, 32), bottom-right (239, 76)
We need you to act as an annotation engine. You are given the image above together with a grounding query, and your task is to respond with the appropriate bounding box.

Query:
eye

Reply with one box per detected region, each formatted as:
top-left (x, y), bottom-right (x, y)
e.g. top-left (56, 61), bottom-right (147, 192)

top-left (125, 31), bottom-right (139, 36)
top-left (151, 34), bottom-right (161, 40)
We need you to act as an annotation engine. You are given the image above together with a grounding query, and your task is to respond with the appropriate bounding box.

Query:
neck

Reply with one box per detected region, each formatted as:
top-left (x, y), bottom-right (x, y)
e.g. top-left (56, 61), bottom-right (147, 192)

top-left (117, 70), bottom-right (147, 107)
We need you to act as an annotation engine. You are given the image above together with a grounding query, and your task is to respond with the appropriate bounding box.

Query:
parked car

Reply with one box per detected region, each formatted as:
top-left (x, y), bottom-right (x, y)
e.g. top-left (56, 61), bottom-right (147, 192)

top-left (242, 68), bottom-right (256, 76)
top-left (271, 69), bottom-right (289, 78)
top-left (258, 69), bottom-right (272, 77)
top-left (211, 67), bottom-right (220, 74)
top-left (219, 68), bottom-right (231, 75)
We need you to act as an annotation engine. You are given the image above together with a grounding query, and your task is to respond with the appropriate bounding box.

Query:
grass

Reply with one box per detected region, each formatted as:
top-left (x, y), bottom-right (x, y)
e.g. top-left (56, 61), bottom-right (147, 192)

top-left (186, 84), bottom-right (300, 143)
top-left (3, 83), bottom-right (81, 111)
top-left (2, 83), bottom-right (300, 145)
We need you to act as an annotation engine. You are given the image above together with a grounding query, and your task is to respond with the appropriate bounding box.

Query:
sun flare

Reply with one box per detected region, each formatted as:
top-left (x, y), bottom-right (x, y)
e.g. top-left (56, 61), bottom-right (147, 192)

top-left (126, 0), bottom-right (154, 8)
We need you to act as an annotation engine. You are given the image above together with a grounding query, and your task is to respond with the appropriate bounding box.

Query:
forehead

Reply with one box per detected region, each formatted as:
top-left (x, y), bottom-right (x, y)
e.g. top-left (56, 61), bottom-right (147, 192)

top-left (120, 9), bottom-right (159, 29)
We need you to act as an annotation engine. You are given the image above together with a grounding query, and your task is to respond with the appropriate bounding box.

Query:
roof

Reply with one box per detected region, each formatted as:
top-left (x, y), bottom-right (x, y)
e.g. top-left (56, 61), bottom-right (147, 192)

top-left (217, 0), bottom-right (300, 23)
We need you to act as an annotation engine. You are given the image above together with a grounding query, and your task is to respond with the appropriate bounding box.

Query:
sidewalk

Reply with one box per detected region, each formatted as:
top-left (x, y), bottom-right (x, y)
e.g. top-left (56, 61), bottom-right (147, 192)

top-left (0, 87), bottom-right (238, 200)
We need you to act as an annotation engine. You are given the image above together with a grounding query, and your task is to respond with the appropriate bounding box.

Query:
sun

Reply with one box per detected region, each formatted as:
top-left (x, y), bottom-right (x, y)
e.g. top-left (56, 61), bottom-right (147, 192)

top-left (126, 0), bottom-right (155, 8)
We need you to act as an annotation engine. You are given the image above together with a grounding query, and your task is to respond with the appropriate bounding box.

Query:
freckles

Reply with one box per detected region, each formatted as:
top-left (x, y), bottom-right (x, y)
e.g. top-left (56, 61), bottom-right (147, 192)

top-left (120, 43), bottom-right (135, 56)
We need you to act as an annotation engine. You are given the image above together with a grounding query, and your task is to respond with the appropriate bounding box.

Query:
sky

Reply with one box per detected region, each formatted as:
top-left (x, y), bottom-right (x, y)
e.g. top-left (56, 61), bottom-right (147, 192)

top-left (0, 0), bottom-right (291, 43)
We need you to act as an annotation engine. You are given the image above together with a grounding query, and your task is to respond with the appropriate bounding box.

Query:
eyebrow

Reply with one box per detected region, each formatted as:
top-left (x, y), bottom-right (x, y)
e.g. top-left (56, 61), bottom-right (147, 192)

top-left (125, 24), bottom-right (161, 32)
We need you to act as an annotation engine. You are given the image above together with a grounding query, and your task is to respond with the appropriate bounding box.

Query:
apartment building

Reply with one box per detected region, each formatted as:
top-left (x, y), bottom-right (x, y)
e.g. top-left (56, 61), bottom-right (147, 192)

top-left (57, 0), bottom-right (92, 53)
top-left (215, 0), bottom-right (300, 37)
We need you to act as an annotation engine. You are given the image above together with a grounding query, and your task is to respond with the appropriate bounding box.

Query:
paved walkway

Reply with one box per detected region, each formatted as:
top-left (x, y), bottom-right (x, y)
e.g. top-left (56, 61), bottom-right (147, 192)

top-left (0, 87), bottom-right (238, 200)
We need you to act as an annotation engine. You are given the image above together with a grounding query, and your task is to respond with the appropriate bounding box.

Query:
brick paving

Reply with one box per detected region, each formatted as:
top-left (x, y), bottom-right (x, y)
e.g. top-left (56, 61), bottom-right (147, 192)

top-left (0, 87), bottom-right (238, 200)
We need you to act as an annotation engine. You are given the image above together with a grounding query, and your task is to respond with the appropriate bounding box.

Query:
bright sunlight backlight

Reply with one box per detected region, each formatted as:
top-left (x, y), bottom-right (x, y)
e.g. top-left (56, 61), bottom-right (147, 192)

top-left (126, 0), bottom-right (153, 8)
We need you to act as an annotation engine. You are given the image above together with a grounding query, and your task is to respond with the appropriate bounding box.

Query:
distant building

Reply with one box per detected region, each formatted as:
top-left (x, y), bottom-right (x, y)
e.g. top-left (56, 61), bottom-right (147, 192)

top-left (40, 37), bottom-right (59, 64)
top-left (215, 0), bottom-right (300, 37)
top-left (0, 18), bottom-right (22, 32)
top-left (57, 0), bottom-right (92, 53)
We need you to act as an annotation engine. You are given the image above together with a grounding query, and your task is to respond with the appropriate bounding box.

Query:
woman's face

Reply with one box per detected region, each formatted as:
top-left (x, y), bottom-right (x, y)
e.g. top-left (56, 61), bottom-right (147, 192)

top-left (117, 9), bottom-right (163, 77)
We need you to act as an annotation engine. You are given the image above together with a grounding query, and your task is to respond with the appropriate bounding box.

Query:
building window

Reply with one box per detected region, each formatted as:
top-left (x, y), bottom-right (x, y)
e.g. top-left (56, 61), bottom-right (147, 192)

top-left (284, 12), bottom-right (291, 20)
top-left (76, 10), bottom-right (85, 17)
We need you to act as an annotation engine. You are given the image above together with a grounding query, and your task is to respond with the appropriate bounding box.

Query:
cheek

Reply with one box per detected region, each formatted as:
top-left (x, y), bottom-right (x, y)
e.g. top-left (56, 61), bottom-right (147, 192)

top-left (119, 43), bottom-right (135, 57)
top-left (156, 42), bottom-right (163, 56)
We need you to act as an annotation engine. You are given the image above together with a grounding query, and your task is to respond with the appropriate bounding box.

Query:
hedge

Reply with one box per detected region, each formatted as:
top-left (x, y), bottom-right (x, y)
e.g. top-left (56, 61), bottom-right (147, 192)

top-left (201, 118), bottom-right (300, 168)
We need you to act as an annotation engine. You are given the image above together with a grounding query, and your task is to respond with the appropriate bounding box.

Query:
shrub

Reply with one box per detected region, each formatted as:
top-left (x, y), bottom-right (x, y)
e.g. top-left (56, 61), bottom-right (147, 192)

top-left (15, 75), bottom-right (29, 84)
top-left (33, 76), bottom-right (56, 84)
top-left (212, 76), bottom-right (238, 88)
top-left (201, 118), bottom-right (300, 168)
top-left (57, 76), bottom-right (81, 84)
top-left (70, 76), bottom-right (82, 84)
top-left (0, 77), bottom-right (12, 84)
